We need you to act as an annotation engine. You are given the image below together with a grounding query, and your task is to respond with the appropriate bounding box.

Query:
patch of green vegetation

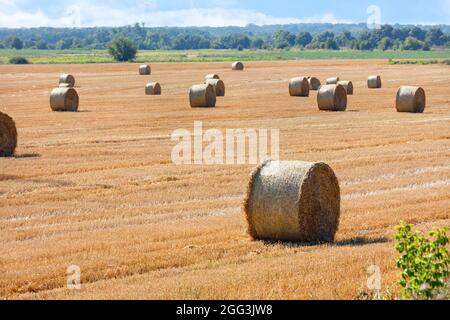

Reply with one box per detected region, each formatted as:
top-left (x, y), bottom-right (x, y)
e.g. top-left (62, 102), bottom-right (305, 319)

top-left (9, 56), bottom-right (30, 64)
top-left (0, 49), bottom-right (449, 64)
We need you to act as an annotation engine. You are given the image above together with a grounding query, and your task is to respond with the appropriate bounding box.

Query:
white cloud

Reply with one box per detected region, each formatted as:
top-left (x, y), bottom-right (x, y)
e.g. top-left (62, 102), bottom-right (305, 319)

top-left (0, 2), bottom-right (351, 28)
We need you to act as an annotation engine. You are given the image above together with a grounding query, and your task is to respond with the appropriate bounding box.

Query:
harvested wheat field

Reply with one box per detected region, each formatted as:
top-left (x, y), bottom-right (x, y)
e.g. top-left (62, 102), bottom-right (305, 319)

top-left (0, 60), bottom-right (449, 300)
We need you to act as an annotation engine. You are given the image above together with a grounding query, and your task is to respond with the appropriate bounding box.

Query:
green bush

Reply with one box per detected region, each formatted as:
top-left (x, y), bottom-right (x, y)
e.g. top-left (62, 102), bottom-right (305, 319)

top-left (108, 37), bottom-right (137, 62)
top-left (395, 223), bottom-right (449, 300)
top-left (9, 56), bottom-right (30, 64)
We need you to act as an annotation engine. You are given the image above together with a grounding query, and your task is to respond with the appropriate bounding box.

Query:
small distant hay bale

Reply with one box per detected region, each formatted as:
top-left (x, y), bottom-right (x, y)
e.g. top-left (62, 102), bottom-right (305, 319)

top-left (139, 65), bottom-right (151, 75)
top-left (59, 83), bottom-right (72, 88)
top-left (317, 84), bottom-right (347, 111)
top-left (189, 84), bottom-right (216, 108)
top-left (289, 77), bottom-right (310, 97)
top-left (367, 75), bottom-right (382, 89)
top-left (396, 86), bottom-right (426, 113)
top-left (337, 80), bottom-right (354, 95)
top-left (50, 87), bottom-right (79, 112)
top-left (232, 61), bottom-right (244, 71)
top-left (0, 111), bottom-right (17, 157)
top-left (59, 74), bottom-right (75, 87)
top-left (205, 74), bottom-right (220, 80)
top-left (145, 82), bottom-right (162, 95)
top-left (326, 77), bottom-right (340, 85)
top-left (244, 160), bottom-right (341, 242)
top-left (308, 77), bottom-right (321, 90)
top-left (205, 79), bottom-right (225, 97)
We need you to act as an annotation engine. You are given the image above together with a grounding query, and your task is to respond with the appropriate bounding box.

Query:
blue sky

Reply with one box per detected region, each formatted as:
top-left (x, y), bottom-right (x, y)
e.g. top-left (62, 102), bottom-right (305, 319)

top-left (1, 0), bottom-right (449, 28)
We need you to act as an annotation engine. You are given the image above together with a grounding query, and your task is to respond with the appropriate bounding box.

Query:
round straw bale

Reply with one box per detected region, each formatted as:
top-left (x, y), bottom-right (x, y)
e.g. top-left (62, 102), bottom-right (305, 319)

top-left (367, 75), bottom-right (382, 89)
top-left (59, 83), bottom-right (73, 88)
top-left (0, 111), bottom-right (17, 157)
top-left (396, 86), bottom-right (426, 113)
top-left (317, 84), bottom-right (347, 111)
top-left (244, 160), bottom-right (341, 242)
top-left (189, 84), bottom-right (216, 108)
top-left (205, 79), bottom-right (225, 97)
top-left (205, 74), bottom-right (220, 80)
top-left (139, 65), bottom-right (151, 75)
top-left (145, 82), bottom-right (162, 95)
top-left (232, 61), bottom-right (244, 71)
top-left (50, 87), bottom-right (79, 112)
top-left (289, 77), bottom-right (310, 97)
top-left (308, 77), bottom-right (321, 90)
top-left (59, 74), bottom-right (75, 87)
top-left (337, 80), bottom-right (354, 95)
top-left (326, 77), bottom-right (340, 85)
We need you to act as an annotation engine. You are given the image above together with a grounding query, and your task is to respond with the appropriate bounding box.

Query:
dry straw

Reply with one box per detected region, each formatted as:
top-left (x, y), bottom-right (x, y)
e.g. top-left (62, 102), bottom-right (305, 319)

top-left (50, 87), bottom-right (79, 112)
top-left (396, 86), bottom-right (426, 113)
top-left (289, 77), bottom-right (310, 97)
top-left (189, 84), bottom-right (216, 108)
top-left (139, 65), bottom-right (151, 75)
top-left (368, 75), bottom-right (382, 89)
top-left (308, 77), bottom-right (321, 90)
top-left (205, 74), bottom-right (220, 80)
top-left (338, 80), bottom-right (354, 95)
top-left (244, 160), bottom-right (341, 242)
top-left (59, 83), bottom-right (72, 88)
top-left (232, 61), bottom-right (244, 71)
top-left (326, 77), bottom-right (340, 85)
top-left (145, 82), bottom-right (162, 95)
top-left (0, 111), bottom-right (17, 157)
top-left (205, 79), bottom-right (225, 97)
top-left (317, 84), bottom-right (347, 111)
top-left (59, 74), bottom-right (75, 87)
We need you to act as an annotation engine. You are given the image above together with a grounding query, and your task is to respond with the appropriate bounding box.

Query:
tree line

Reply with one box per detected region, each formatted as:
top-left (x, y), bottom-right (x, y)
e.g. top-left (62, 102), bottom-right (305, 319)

top-left (1, 24), bottom-right (449, 52)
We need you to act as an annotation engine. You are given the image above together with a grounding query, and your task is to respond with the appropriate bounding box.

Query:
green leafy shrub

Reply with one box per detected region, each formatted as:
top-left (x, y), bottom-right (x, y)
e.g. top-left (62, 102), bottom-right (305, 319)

top-left (395, 223), bottom-right (449, 300)
top-left (108, 37), bottom-right (137, 62)
top-left (9, 56), bottom-right (30, 64)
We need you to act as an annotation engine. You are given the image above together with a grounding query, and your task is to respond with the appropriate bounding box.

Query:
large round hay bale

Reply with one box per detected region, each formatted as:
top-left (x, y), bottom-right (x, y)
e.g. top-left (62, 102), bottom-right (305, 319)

top-left (396, 86), bottom-right (426, 113)
top-left (205, 79), bottom-right (225, 97)
top-left (289, 77), bottom-right (310, 97)
top-left (0, 111), bottom-right (17, 157)
top-left (232, 61), bottom-right (244, 71)
top-left (50, 87), bottom-right (79, 112)
top-left (244, 160), bottom-right (341, 242)
top-left (145, 82), bottom-right (162, 95)
top-left (205, 74), bottom-right (220, 81)
top-left (326, 77), bottom-right (340, 85)
top-left (308, 77), bottom-right (321, 90)
top-left (189, 84), bottom-right (216, 108)
top-left (338, 80), bottom-right (354, 95)
top-left (59, 74), bottom-right (75, 87)
top-left (139, 65), bottom-right (151, 75)
top-left (317, 84), bottom-right (347, 112)
top-left (367, 75), bottom-right (382, 89)
top-left (59, 83), bottom-right (72, 88)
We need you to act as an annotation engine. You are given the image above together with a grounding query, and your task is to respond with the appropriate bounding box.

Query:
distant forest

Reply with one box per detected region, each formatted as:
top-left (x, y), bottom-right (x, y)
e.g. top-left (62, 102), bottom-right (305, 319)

top-left (1, 23), bottom-right (450, 51)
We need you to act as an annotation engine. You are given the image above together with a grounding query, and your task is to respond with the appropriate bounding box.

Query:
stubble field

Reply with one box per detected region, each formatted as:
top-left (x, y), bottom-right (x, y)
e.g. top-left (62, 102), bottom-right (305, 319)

top-left (0, 60), bottom-right (449, 299)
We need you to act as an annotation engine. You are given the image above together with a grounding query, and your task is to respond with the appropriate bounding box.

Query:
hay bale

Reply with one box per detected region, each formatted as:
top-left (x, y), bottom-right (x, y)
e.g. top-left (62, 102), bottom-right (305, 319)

top-left (338, 80), bottom-right (354, 95)
top-left (317, 84), bottom-right (347, 111)
top-left (139, 65), bottom-right (151, 75)
top-left (244, 160), bottom-right (341, 242)
top-left (326, 77), bottom-right (340, 85)
top-left (232, 61), bottom-right (244, 71)
top-left (189, 84), bottom-right (216, 108)
top-left (308, 77), bottom-right (321, 90)
top-left (59, 83), bottom-right (73, 88)
top-left (50, 87), bottom-right (79, 112)
top-left (367, 75), bottom-right (382, 89)
top-left (205, 74), bottom-right (220, 80)
top-left (289, 77), bottom-right (310, 97)
top-left (396, 86), bottom-right (426, 113)
top-left (205, 79), bottom-right (225, 97)
top-left (59, 74), bottom-right (75, 87)
top-left (0, 111), bottom-right (17, 157)
top-left (145, 82), bottom-right (162, 95)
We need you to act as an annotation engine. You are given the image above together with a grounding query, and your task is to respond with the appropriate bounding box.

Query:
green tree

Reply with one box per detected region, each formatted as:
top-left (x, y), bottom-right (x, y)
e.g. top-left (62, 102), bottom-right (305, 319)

top-left (108, 37), bottom-right (137, 62)
top-left (401, 36), bottom-right (426, 50)
top-left (296, 32), bottom-right (312, 47)
top-left (378, 37), bottom-right (393, 51)
top-left (10, 36), bottom-right (24, 50)
top-left (273, 30), bottom-right (296, 49)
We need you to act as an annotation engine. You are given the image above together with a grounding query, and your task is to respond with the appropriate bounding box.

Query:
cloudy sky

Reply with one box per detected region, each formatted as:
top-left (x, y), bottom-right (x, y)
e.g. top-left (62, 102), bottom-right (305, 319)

top-left (0, 0), bottom-right (449, 28)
